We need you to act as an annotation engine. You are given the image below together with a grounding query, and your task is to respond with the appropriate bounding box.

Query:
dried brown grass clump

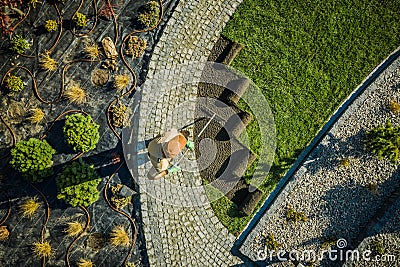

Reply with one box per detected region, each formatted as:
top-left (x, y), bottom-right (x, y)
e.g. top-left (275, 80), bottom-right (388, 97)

top-left (0, 226), bottom-right (10, 241)
top-left (29, 108), bottom-right (45, 124)
top-left (64, 221), bottom-right (84, 237)
top-left (65, 83), bottom-right (87, 104)
top-left (20, 196), bottom-right (40, 218)
top-left (39, 53), bottom-right (58, 71)
top-left (125, 36), bottom-right (147, 59)
top-left (77, 258), bottom-right (94, 267)
top-left (33, 241), bottom-right (52, 258)
top-left (110, 225), bottom-right (130, 247)
top-left (114, 74), bottom-right (129, 91)
top-left (84, 42), bottom-right (100, 60)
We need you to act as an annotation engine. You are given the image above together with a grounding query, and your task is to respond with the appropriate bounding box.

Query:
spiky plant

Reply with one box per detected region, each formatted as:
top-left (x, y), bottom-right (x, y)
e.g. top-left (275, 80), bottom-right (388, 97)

top-left (65, 83), bottom-right (86, 104)
top-left (114, 74), bottom-right (129, 91)
top-left (0, 226), bottom-right (10, 241)
top-left (20, 196), bottom-right (40, 218)
top-left (33, 241), bottom-right (52, 258)
top-left (64, 221), bottom-right (84, 237)
top-left (39, 53), bottom-right (58, 71)
top-left (77, 258), bottom-right (94, 267)
top-left (84, 42), bottom-right (100, 59)
top-left (29, 108), bottom-right (45, 124)
top-left (44, 20), bottom-right (58, 32)
top-left (10, 34), bottom-right (30, 54)
top-left (389, 100), bottom-right (400, 113)
top-left (110, 225), bottom-right (130, 247)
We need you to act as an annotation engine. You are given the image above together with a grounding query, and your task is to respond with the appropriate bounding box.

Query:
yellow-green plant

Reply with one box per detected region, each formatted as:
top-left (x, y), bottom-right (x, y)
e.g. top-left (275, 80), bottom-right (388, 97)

top-left (110, 225), bottom-right (130, 247)
top-left (20, 197), bottom-right (41, 218)
top-left (29, 108), bottom-right (45, 124)
top-left (45, 20), bottom-right (58, 32)
top-left (286, 206), bottom-right (307, 223)
top-left (125, 36), bottom-right (147, 59)
top-left (114, 74), bottom-right (129, 91)
top-left (84, 42), bottom-right (100, 59)
top-left (263, 232), bottom-right (282, 251)
top-left (0, 226), bottom-right (9, 241)
top-left (10, 34), bottom-right (30, 54)
top-left (33, 241), bottom-right (52, 258)
top-left (339, 158), bottom-right (350, 167)
top-left (65, 83), bottom-right (87, 104)
top-left (4, 74), bottom-right (24, 93)
top-left (64, 221), bottom-right (84, 237)
top-left (111, 103), bottom-right (129, 128)
top-left (63, 114), bottom-right (99, 152)
top-left (73, 13), bottom-right (87, 27)
top-left (78, 258), bottom-right (94, 267)
top-left (39, 53), bottom-right (58, 71)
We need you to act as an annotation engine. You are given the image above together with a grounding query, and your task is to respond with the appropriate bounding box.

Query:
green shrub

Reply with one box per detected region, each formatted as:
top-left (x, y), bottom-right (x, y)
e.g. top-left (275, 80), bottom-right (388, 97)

top-left (63, 114), bottom-right (100, 152)
top-left (45, 20), bottom-right (58, 32)
top-left (56, 159), bottom-right (101, 207)
top-left (73, 13), bottom-right (87, 27)
top-left (10, 138), bottom-right (55, 182)
top-left (10, 34), bottom-right (30, 54)
top-left (4, 75), bottom-right (24, 93)
top-left (365, 120), bottom-right (400, 163)
top-left (263, 232), bottom-right (282, 251)
top-left (137, 1), bottom-right (159, 28)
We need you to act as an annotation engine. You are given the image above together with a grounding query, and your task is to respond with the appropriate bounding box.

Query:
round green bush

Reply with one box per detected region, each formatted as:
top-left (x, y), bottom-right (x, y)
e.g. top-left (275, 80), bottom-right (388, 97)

top-left (56, 159), bottom-right (101, 207)
top-left (73, 12), bottom-right (87, 27)
top-left (63, 114), bottom-right (100, 152)
top-left (137, 1), bottom-right (160, 28)
top-left (365, 120), bottom-right (400, 163)
top-left (10, 138), bottom-right (56, 182)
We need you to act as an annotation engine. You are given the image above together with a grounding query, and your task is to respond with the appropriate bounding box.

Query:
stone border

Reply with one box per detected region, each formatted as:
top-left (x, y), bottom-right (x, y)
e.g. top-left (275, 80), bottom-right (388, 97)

top-left (233, 46), bottom-right (400, 264)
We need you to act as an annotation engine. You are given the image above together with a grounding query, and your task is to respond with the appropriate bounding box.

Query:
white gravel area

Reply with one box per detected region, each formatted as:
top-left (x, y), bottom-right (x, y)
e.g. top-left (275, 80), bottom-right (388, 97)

top-left (240, 55), bottom-right (400, 266)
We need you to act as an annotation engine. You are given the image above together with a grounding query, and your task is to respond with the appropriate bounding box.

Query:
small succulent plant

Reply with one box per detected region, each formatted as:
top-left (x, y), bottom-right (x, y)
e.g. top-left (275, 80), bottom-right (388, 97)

top-left (10, 34), bottom-right (30, 54)
top-left (45, 20), bottom-right (58, 32)
top-left (73, 12), bottom-right (87, 27)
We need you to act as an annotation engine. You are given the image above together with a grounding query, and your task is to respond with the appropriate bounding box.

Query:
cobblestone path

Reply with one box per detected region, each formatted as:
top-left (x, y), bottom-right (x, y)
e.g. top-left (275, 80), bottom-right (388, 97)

top-left (123, 0), bottom-right (245, 266)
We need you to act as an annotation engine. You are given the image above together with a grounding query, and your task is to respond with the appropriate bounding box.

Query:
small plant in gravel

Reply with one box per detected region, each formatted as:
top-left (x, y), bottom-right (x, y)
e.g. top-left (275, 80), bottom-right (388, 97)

top-left (110, 225), bottom-right (130, 247)
top-left (4, 74), bottom-right (24, 93)
top-left (339, 158), bottom-right (350, 168)
top-left (39, 53), bottom-right (58, 71)
top-left (20, 196), bottom-right (40, 218)
top-left (137, 1), bottom-right (159, 28)
top-left (63, 114), bottom-right (99, 152)
top-left (114, 74), bottom-right (129, 91)
top-left (10, 34), bottom-right (29, 54)
top-left (44, 20), bottom-right (58, 32)
top-left (389, 100), bottom-right (400, 113)
top-left (56, 159), bottom-right (101, 207)
top-left (367, 182), bottom-right (378, 193)
top-left (263, 232), bottom-right (282, 251)
top-left (111, 103), bottom-right (130, 128)
top-left (78, 258), bottom-right (94, 267)
top-left (33, 241), bottom-right (52, 258)
top-left (371, 239), bottom-right (385, 255)
top-left (29, 108), bottom-right (45, 124)
top-left (84, 42), bottom-right (100, 60)
top-left (0, 226), bottom-right (10, 241)
top-left (10, 138), bottom-right (55, 182)
top-left (124, 36), bottom-right (146, 59)
top-left (73, 12), bottom-right (87, 27)
top-left (64, 221), bottom-right (84, 237)
top-left (365, 120), bottom-right (400, 163)
top-left (65, 83), bottom-right (87, 104)
top-left (286, 206), bottom-right (307, 223)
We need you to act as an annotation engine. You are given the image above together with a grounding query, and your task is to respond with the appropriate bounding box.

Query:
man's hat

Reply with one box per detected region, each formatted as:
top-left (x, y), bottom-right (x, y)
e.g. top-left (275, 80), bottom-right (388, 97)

top-left (162, 134), bottom-right (187, 158)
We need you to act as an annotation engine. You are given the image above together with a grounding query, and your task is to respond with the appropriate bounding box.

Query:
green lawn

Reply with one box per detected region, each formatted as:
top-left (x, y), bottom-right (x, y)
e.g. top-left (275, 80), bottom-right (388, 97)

top-left (210, 0), bottom-right (400, 234)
